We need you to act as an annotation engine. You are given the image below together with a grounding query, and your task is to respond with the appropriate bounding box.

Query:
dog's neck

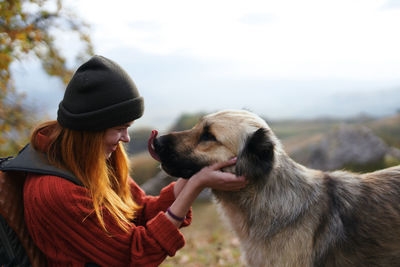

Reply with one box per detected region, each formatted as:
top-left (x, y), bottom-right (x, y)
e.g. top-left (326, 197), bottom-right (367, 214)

top-left (214, 155), bottom-right (325, 241)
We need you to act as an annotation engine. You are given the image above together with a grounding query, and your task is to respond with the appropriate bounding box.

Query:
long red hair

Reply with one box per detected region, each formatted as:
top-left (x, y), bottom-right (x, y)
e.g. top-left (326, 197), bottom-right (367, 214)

top-left (31, 121), bottom-right (140, 232)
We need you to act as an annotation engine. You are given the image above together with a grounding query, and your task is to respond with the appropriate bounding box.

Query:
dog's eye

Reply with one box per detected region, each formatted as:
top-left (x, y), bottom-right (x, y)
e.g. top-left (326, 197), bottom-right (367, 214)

top-left (199, 131), bottom-right (217, 142)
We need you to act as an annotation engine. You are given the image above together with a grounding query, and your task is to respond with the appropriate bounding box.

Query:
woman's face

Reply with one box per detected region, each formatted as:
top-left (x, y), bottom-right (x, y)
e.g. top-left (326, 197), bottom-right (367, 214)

top-left (104, 121), bottom-right (133, 158)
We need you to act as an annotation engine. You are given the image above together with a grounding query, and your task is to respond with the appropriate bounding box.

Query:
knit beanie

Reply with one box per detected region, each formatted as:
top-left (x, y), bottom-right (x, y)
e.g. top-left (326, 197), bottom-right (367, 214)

top-left (57, 55), bottom-right (144, 131)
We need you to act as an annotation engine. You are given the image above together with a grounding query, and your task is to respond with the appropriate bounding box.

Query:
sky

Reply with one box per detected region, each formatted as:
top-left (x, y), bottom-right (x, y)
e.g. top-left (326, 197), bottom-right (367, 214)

top-left (12, 0), bottom-right (400, 131)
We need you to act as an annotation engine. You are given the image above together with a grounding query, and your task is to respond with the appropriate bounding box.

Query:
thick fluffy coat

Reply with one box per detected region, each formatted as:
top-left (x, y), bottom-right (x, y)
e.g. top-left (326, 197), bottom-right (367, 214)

top-left (151, 110), bottom-right (400, 267)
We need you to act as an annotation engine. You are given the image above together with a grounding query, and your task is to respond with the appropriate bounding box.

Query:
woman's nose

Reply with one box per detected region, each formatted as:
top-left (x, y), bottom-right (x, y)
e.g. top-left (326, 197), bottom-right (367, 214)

top-left (120, 129), bottom-right (131, 143)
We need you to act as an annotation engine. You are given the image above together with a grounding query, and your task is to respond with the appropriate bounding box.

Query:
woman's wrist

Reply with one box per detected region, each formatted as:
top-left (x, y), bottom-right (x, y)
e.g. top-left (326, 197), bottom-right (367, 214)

top-left (166, 207), bottom-right (186, 222)
top-left (166, 178), bottom-right (203, 227)
top-left (173, 178), bottom-right (188, 198)
top-left (186, 174), bottom-right (206, 194)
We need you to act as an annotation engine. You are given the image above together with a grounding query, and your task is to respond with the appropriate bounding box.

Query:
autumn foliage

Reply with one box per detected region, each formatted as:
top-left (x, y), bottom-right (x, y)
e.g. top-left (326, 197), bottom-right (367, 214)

top-left (0, 0), bottom-right (93, 156)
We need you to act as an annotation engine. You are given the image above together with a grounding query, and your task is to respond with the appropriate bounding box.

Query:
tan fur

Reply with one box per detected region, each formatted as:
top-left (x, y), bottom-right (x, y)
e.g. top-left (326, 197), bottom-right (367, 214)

top-left (153, 109), bottom-right (400, 267)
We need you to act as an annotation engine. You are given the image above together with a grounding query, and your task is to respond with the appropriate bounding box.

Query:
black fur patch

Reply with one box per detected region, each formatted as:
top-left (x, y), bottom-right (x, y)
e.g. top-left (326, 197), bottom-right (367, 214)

top-left (312, 174), bottom-right (359, 266)
top-left (198, 124), bottom-right (217, 143)
top-left (235, 128), bottom-right (274, 180)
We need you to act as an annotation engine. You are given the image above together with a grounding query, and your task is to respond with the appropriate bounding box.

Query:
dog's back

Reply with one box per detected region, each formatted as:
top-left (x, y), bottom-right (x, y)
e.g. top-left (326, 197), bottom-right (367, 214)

top-left (313, 166), bottom-right (400, 266)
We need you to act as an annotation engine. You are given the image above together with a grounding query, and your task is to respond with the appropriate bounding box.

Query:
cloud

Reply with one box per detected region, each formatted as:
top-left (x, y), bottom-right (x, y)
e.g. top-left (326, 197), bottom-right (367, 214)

top-left (66, 0), bottom-right (400, 82)
top-left (239, 13), bottom-right (276, 25)
top-left (382, 0), bottom-right (400, 9)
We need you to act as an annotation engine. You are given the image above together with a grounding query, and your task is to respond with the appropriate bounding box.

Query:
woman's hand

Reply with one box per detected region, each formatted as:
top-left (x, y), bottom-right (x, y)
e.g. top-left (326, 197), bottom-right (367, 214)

top-left (173, 158), bottom-right (247, 197)
top-left (167, 158), bottom-right (247, 228)
top-left (190, 158), bottom-right (248, 191)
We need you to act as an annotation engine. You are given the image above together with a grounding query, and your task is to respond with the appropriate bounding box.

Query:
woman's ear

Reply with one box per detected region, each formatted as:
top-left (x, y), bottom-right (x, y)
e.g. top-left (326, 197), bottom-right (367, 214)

top-left (235, 128), bottom-right (274, 180)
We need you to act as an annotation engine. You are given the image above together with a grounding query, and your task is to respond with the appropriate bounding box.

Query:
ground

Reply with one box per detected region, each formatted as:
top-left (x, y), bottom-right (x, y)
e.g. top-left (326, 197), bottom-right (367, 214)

top-left (161, 201), bottom-right (245, 267)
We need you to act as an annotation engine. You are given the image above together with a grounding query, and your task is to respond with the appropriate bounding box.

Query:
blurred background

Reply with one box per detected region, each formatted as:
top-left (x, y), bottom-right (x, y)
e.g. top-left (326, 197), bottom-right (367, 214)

top-left (1, 0), bottom-right (400, 266)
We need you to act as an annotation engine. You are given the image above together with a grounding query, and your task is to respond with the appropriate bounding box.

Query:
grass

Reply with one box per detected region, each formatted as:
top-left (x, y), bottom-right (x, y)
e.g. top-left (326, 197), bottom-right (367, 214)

top-left (162, 201), bottom-right (244, 267)
top-left (367, 114), bottom-right (400, 148)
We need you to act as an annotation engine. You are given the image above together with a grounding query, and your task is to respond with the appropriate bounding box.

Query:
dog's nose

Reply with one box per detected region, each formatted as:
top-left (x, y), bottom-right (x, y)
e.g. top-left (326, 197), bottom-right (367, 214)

top-left (152, 136), bottom-right (160, 149)
top-left (153, 135), bottom-right (166, 150)
top-left (153, 134), bottom-right (175, 152)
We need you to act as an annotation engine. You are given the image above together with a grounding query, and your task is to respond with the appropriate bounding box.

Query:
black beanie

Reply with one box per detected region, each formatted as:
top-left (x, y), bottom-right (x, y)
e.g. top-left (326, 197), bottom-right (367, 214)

top-left (57, 55), bottom-right (144, 131)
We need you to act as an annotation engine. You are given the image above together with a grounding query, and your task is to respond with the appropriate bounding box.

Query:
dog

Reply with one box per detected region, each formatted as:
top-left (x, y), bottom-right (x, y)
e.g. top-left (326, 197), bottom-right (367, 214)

top-left (148, 109), bottom-right (400, 267)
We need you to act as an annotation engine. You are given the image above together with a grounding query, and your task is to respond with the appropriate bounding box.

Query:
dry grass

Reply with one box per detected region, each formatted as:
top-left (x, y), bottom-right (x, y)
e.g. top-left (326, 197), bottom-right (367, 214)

top-left (162, 201), bottom-right (245, 267)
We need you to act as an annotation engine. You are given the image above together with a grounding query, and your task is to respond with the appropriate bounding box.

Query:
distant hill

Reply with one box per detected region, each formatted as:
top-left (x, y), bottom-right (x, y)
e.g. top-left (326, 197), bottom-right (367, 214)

top-left (272, 114), bottom-right (400, 172)
top-left (366, 114), bottom-right (400, 148)
top-left (289, 124), bottom-right (400, 172)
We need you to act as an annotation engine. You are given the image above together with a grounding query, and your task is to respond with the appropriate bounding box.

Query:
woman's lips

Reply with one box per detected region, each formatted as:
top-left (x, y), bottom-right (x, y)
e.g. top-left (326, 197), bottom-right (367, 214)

top-left (148, 130), bottom-right (160, 162)
top-left (107, 144), bottom-right (117, 154)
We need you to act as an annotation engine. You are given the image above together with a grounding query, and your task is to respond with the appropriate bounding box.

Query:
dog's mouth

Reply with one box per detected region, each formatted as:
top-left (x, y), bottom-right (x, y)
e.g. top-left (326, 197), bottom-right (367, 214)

top-left (148, 130), bottom-right (160, 162)
top-left (147, 129), bottom-right (206, 178)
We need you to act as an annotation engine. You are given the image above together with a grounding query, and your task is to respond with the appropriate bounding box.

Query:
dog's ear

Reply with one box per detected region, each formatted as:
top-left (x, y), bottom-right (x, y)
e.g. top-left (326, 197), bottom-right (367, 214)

top-left (236, 128), bottom-right (274, 180)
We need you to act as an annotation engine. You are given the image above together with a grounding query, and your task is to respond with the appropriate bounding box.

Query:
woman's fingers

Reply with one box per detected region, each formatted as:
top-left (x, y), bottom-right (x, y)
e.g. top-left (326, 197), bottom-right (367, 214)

top-left (209, 157), bottom-right (237, 171)
top-left (211, 173), bottom-right (248, 191)
top-left (193, 159), bottom-right (248, 191)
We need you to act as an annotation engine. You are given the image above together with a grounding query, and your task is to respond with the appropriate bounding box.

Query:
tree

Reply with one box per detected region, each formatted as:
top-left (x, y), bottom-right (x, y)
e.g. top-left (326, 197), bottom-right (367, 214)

top-left (0, 0), bottom-right (94, 156)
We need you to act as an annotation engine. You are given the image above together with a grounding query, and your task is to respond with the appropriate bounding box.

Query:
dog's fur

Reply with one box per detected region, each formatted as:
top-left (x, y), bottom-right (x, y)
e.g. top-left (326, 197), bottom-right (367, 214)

top-left (152, 109), bottom-right (400, 267)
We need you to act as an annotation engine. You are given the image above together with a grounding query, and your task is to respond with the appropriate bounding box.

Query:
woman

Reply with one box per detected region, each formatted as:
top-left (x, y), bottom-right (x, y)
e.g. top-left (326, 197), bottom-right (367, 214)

top-left (24, 55), bottom-right (247, 266)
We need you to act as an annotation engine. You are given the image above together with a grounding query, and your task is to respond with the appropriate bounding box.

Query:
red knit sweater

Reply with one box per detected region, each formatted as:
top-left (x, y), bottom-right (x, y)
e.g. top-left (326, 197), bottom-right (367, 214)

top-left (24, 174), bottom-right (192, 267)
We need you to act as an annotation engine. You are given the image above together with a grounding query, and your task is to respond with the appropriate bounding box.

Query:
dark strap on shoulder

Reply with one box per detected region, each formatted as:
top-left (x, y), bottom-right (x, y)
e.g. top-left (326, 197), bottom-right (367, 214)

top-left (0, 144), bottom-right (83, 187)
top-left (0, 214), bottom-right (31, 267)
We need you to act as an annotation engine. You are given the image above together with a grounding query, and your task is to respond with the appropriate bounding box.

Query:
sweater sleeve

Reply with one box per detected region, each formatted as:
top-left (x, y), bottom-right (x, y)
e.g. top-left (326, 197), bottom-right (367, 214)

top-left (23, 174), bottom-right (186, 267)
top-left (129, 178), bottom-right (192, 227)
